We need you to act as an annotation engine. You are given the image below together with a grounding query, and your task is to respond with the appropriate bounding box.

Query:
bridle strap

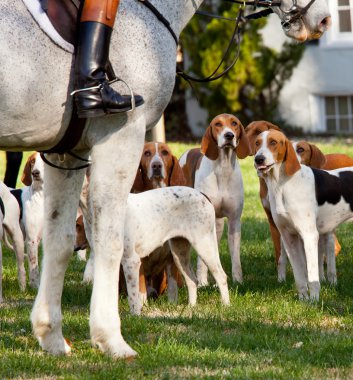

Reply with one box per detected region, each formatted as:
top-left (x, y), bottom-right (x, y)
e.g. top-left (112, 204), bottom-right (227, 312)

top-left (224, 0), bottom-right (281, 6)
top-left (281, 0), bottom-right (317, 30)
top-left (138, 0), bottom-right (278, 85)
top-left (177, 8), bottom-right (243, 83)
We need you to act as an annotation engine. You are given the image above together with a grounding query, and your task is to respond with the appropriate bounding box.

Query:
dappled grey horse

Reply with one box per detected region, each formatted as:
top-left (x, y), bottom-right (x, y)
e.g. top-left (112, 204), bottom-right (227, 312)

top-left (0, 0), bottom-right (330, 358)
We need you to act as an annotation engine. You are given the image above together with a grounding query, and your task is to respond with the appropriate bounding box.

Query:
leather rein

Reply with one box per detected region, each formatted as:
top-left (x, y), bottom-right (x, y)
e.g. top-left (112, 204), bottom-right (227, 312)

top-left (140, 0), bottom-right (317, 84)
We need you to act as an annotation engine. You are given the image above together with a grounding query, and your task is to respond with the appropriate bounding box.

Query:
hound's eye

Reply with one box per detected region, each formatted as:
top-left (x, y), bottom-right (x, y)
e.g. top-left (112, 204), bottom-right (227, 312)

top-left (215, 122), bottom-right (222, 127)
top-left (231, 121), bottom-right (238, 127)
top-left (161, 150), bottom-right (169, 156)
top-left (144, 151), bottom-right (151, 157)
top-left (270, 140), bottom-right (277, 146)
top-left (255, 140), bottom-right (260, 147)
top-left (297, 147), bottom-right (304, 154)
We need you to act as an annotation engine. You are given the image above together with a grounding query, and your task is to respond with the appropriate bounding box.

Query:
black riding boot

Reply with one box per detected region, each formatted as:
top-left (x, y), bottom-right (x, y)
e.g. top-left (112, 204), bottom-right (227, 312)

top-left (73, 21), bottom-right (144, 118)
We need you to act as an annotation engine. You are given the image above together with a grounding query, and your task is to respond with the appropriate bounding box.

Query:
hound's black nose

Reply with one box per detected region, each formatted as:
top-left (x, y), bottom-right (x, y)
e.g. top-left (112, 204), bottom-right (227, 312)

top-left (32, 169), bottom-right (40, 178)
top-left (152, 162), bottom-right (162, 176)
top-left (224, 132), bottom-right (234, 140)
top-left (255, 155), bottom-right (265, 165)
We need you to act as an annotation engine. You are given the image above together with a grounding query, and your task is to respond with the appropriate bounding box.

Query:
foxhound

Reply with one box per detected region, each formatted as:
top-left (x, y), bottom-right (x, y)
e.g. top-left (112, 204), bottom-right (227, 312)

top-left (122, 186), bottom-right (230, 314)
top-left (245, 120), bottom-right (283, 271)
top-left (0, 182), bottom-right (26, 296)
top-left (254, 130), bottom-right (353, 300)
top-left (132, 142), bottom-right (186, 191)
top-left (289, 141), bottom-right (353, 284)
top-left (82, 142), bottom-right (186, 301)
top-left (180, 113), bottom-right (251, 284)
top-left (131, 142), bottom-right (185, 302)
top-left (246, 122), bottom-right (352, 283)
top-left (82, 186), bottom-right (230, 315)
top-left (0, 197), bottom-right (3, 303)
top-left (10, 152), bottom-right (44, 288)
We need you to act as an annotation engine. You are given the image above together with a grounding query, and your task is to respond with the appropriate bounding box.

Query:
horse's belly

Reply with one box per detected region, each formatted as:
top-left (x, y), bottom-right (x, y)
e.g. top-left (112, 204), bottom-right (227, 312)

top-left (0, 1), bottom-right (72, 150)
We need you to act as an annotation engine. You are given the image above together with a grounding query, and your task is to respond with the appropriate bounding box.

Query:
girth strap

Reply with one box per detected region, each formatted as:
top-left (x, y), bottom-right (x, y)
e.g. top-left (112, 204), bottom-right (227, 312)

top-left (0, 196), bottom-right (5, 218)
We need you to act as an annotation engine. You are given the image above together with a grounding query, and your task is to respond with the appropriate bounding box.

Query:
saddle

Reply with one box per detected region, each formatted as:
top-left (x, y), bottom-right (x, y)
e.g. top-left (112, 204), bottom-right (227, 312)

top-left (40, 0), bottom-right (81, 45)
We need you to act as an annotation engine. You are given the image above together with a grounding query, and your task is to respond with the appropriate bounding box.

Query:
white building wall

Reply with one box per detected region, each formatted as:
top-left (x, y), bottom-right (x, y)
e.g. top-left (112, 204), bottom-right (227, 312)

top-left (279, 46), bottom-right (353, 132)
top-left (262, 7), bottom-right (353, 133)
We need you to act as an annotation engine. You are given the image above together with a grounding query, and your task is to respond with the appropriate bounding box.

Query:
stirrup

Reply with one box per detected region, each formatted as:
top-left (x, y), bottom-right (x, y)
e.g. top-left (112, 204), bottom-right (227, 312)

top-left (70, 77), bottom-right (137, 113)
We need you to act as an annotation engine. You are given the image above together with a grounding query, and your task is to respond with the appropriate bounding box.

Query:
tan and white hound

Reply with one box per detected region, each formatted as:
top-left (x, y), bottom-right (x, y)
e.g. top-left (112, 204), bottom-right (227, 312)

top-left (122, 186), bottom-right (230, 315)
top-left (10, 152), bottom-right (44, 288)
top-left (81, 185), bottom-right (230, 315)
top-left (290, 141), bottom-right (353, 283)
top-left (81, 142), bottom-right (185, 304)
top-left (254, 130), bottom-right (353, 300)
top-left (132, 142), bottom-right (186, 191)
top-left (245, 121), bottom-right (283, 271)
top-left (180, 113), bottom-right (251, 284)
top-left (131, 142), bottom-right (185, 303)
top-left (246, 123), bottom-right (342, 282)
top-left (0, 182), bottom-right (26, 297)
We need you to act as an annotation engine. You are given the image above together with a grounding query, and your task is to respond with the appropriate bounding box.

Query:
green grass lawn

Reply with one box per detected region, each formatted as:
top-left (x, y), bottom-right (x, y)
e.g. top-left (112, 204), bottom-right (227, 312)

top-left (1, 140), bottom-right (353, 379)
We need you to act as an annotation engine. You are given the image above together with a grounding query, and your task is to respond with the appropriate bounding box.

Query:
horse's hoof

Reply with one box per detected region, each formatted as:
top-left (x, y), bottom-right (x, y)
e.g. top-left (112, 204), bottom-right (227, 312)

top-left (38, 335), bottom-right (72, 356)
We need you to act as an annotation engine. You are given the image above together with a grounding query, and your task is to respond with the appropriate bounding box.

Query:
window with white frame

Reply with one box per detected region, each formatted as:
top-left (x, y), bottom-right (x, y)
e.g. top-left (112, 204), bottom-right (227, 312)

top-left (324, 95), bottom-right (353, 133)
top-left (322, 0), bottom-right (353, 46)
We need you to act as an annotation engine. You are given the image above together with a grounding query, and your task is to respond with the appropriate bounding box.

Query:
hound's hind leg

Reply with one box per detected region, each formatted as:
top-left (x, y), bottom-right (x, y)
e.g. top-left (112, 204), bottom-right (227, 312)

top-left (194, 234), bottom-right (230, 306)
top-left (228, 215), bottom-right (243, 283)
top-left (196, 218), bottom-right (224, 286)
top-left (31, 154), bottom-right (86, 355)
top-left (169, 238), bottom-right (197, 306)
top-left (121, 253), bottom-right (143, 315)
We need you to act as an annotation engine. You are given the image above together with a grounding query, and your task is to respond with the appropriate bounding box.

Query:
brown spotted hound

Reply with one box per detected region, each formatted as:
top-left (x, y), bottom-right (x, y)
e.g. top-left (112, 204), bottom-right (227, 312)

top-left (254, 130), bottom-right (353, 300)
top-left (180, 113), bottom-right (251, 284)
top-left (81, 185), bottom-right (230, 315)
top-left (81, 143), bottom-right (186, 305)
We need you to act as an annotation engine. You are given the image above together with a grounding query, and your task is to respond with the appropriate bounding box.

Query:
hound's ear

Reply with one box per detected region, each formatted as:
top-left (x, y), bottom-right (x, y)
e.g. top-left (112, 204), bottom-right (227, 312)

top-left (130, 166), bottom-right (145, 193)
top-left (309, 143), bottom-right (326, 168)
top-left (284, 139), bottom-right (301, 176)
top-left (264, 121), bottom-right (281, 131)
top-left (21, 155), bottom-right (33, 186)
top-left (169, 156), bottom-right (187, 186)
top-left (200, 126), bottom-right (219, 160)
top-left (236, 122), bottom-right (251, 159)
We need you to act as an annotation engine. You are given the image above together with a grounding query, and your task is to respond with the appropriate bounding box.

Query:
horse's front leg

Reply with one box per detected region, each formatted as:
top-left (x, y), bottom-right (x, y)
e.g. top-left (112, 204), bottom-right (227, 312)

top-left (88, 115), bottom-right (145, 358)
top-left (31, 153), bottom-right (87, 355)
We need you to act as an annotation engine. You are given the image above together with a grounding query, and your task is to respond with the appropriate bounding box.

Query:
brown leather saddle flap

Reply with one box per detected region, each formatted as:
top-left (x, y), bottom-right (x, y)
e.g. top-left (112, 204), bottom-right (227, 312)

top-left (45, 0), bottom-right (81, 45)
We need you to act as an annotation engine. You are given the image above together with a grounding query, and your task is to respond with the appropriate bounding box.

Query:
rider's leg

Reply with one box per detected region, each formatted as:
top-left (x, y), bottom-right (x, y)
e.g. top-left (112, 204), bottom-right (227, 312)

top-left (74, 0), bottom-right (144, 118)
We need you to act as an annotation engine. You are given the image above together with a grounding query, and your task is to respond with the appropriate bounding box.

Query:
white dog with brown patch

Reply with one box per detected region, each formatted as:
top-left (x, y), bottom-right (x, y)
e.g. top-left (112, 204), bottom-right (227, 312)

top-left (254, 130), bottom-right (353, 301)
top-left (180, 114), bottom-right (251, 284)
top-left (0, 182), bottom-right (26, 296)
top-left (83, 186), bottom-right (230, 315)
top-left (10, 152), bottom-right (44, 288)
